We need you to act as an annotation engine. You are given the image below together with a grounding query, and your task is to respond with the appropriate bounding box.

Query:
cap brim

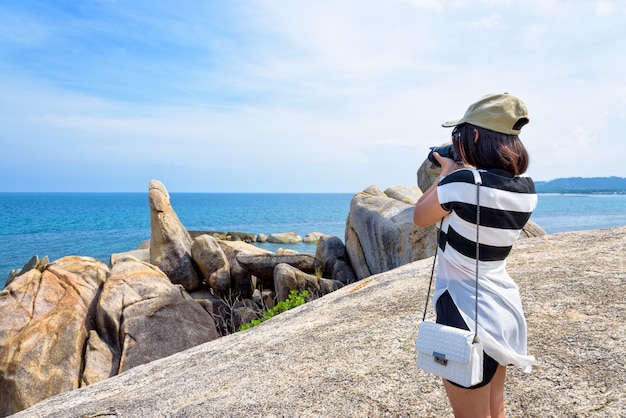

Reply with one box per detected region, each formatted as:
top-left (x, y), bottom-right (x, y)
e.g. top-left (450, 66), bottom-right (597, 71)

top-left (441, 118), bottom-right (462, 128)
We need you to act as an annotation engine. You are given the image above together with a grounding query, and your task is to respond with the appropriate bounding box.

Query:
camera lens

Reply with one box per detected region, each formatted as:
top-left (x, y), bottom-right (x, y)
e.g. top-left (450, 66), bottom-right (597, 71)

top-left (427, 144), bottom-right (460, 167)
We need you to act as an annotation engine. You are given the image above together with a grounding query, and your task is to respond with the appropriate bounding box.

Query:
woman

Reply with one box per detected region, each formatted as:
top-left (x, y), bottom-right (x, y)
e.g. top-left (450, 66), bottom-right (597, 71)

top-left (414, 93), bottom-right (537, 418)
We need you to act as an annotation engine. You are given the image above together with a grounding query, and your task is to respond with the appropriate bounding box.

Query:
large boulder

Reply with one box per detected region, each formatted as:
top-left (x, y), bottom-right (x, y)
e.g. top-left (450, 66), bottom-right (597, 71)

top-left (148, 180), bottom-right (201, 291)
top-left (345, 185), bottom-right (437, 280)
top-left (0, 256), bottom-right (108, 416)
top-left (95, 256), bottom-right (219, 376)
top-left (273, 263), bottom-right (343, 302)
top-left (191, 234), bottom-right (231, 296)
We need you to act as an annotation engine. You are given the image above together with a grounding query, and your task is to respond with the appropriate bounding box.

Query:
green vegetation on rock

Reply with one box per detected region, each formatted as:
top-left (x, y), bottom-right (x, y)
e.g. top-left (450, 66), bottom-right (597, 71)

top-left (240, 290), bottom-right (310, 331)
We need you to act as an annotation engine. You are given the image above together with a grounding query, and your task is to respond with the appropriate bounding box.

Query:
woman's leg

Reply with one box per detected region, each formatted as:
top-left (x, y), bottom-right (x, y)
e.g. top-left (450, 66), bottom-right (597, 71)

top-left (489, 366), bottom-right (507, 418)
top-left (442, 379), bottom-right (491, 418)
top-left (442, 365), bottom-right (507, 418)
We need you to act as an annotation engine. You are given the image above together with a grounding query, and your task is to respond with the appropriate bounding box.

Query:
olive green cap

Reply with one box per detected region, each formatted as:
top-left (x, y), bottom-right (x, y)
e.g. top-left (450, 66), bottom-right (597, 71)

top-left (442, 93), bottom-right (529, 135)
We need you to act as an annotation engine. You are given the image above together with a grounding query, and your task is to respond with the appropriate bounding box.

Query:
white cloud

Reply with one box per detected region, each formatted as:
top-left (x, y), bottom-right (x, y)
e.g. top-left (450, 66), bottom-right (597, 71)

top-left (0, 0), bottom-right (625, 191)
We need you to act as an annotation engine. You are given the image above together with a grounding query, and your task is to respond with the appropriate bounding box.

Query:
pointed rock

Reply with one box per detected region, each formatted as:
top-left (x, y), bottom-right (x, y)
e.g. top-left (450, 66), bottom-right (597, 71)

top-left (148, 180), bottom-right (201, 291)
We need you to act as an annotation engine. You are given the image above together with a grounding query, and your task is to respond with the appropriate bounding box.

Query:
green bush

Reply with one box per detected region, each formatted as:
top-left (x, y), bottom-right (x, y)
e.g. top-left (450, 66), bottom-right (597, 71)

top-left (239, 289), bottom-right (310, 331)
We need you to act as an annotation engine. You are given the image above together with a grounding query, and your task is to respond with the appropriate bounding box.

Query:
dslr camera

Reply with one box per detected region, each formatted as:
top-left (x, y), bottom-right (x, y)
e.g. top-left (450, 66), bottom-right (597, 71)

top-left (427, 144), bottom-right (462, 167)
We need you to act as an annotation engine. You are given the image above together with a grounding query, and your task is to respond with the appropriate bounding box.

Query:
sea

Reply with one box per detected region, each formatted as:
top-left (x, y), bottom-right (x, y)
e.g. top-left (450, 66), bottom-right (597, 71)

top-left (2, 192), bottom-right (626, 288)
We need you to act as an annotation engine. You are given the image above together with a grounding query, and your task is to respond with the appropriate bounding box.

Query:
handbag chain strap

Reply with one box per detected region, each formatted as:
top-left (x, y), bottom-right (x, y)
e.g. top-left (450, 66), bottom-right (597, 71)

top-left (421, 170), bottom-right (482, 340)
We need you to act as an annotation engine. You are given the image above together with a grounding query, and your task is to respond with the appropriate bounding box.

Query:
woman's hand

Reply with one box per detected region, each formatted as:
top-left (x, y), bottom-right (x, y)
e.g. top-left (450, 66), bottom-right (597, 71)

top-left (433, 152), bottom-right (463, 177)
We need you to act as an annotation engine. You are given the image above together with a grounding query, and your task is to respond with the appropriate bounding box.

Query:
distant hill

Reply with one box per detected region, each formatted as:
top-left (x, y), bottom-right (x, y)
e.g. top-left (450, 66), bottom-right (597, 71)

top-left (534, 176), bottom-right (626, 194)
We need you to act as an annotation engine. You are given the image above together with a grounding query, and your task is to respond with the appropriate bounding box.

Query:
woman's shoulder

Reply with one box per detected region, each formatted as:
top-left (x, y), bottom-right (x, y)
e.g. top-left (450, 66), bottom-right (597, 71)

top-left (441, 168), bottom-right (535, 194)
top-left (440, 168), bottom-right (477, 185)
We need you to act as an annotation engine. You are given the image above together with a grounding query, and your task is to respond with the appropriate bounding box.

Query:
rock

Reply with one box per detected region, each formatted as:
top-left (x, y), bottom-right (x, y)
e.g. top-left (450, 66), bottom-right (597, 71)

top-left (148, 179), bottom-right (201, 291)
top-left (226, 232), bottom-right (257, 243)
top-left (273, 263), bottom-right (343, 303)
top-left (189, 231), bottom-right (229, 241)
top-left (191, 234), bottom-right (231, 295)
top-left (4, 255), bottom-right (49, 289)
top-left (383, 185), bottom-right (423, 205)
top-left (218, 241), bottom-right (272, 299)
top-left (277, 247), bottom-right (298, 255)
top-left (258, 288), bottom-right (276, 311)
top-left (345, 186), bottom-right (437, 280)
top-left (137, 239), bottom-right (151, 250)
top-left (315, 235), bottom-right (348, 278)
top-left (231, 299), bottom-right (262, 330)
top-left (267, 232), bottom-right (303, 244)
top-left (10, 227), bottom-right (626, 417)
top-left (110, 248), bottom-right (150, 266)
top-left (256, 233), bottom-right (267, 243)
top-left (0, 256), bottom-right (108, 416)
top-left (362, 184), bottom-right (386, 196)
top-left (188, 289), bottom-right (232, 336)
top-left (331, 259), bottom-right (357, 285)
top-left (235, 253), bottom-right (320, 289)
top-left (303, 232), bottom-right (326, 243)
top-left (416, 151), bottom-right (443, 192)
top-left (521, 220), bottom-right (547, 238)
top-left (81, 330), bottom-right (115, 387)
top-left (95, 256), bottom-right (219, 375)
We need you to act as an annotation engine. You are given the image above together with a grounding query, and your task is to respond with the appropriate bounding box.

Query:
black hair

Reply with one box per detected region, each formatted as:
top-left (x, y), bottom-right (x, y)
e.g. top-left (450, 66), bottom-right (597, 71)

top-left (452, 123), bottom-right (530, 175)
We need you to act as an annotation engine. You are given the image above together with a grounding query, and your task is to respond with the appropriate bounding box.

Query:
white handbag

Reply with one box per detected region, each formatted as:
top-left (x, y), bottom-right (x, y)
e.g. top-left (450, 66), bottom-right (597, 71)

top-left (415, 320), bottom-right (483, 388)
top-left (415, 170), bottom-right (484, 388)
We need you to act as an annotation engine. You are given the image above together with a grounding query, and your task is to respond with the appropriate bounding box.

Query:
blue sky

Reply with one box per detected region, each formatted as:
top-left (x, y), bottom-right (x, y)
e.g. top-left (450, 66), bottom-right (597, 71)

top-left (0, 0), bottom-right (624, 192)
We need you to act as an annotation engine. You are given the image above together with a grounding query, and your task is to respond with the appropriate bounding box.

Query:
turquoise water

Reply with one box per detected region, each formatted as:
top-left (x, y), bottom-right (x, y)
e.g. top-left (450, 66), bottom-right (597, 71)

top-left (532, 194), bottom-right (626, 234)
top-left (0, 193), bottom-right (352, 286)
top-left (2, 192), bottom-right (626, 287)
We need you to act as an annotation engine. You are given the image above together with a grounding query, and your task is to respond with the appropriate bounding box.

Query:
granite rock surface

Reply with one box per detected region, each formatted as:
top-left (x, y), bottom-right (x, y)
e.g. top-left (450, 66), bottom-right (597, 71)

top-left (13, 226), bottom-right (625, 418)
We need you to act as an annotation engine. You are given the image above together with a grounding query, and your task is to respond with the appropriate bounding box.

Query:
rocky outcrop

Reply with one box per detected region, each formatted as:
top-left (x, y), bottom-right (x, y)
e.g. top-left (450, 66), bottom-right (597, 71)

top-left (13, 226), bottom-right (626, 418)
top-left (345, 185), bottom-right (437, 280)
top-left (0, 254), bottom-right (221, 416)
top-left (94, 256), bottom-right (219, 376)
top-left (1, 176), bottom-right (554, 416)
top-left (0, 256), bottom-right (108, 417)
top-left (149, 180), bottom-right (202, 291)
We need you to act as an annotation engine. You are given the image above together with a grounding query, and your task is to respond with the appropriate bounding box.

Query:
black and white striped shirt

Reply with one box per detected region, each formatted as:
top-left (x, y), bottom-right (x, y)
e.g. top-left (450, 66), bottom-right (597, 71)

top-left (438, 168), bottom-right (537, 263)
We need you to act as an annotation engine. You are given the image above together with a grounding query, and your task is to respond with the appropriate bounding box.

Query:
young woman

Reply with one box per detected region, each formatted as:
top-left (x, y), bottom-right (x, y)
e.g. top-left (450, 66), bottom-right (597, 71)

top-left (414, 93), bottom-right (537, 418)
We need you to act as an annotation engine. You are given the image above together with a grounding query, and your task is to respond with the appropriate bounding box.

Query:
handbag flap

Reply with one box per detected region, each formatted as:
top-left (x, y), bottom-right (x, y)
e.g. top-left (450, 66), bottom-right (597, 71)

top-left (415, 321), bottom-right (475, 364)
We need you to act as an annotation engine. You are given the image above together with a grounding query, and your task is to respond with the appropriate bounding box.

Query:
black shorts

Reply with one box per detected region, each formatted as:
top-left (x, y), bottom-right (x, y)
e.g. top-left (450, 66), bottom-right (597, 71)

top-left (435, 290), bottom-right (499, 389)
